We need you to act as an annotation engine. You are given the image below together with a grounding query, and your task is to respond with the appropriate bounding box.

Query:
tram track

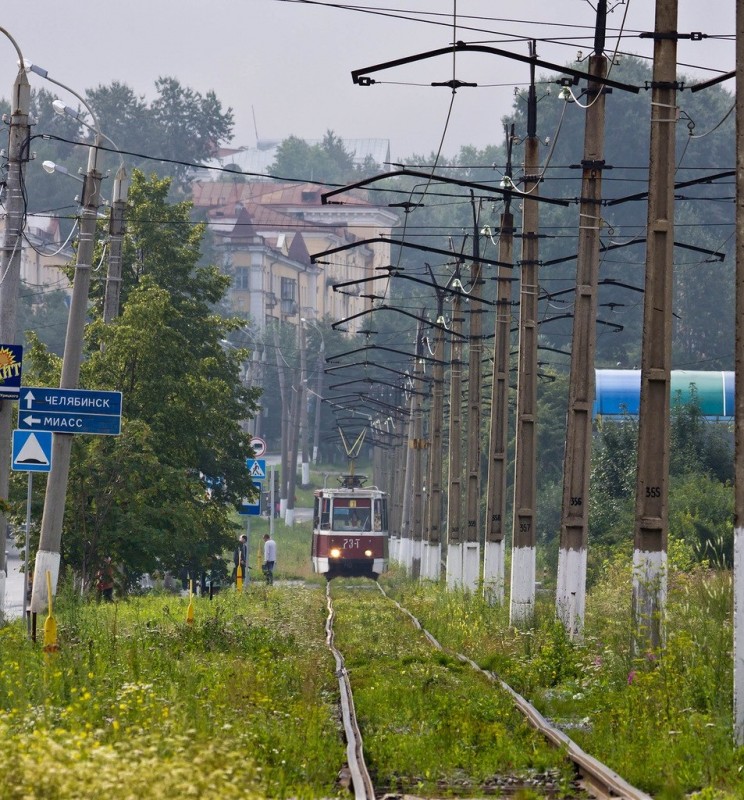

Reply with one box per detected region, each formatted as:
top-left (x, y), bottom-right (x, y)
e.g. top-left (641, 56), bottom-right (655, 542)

top-left (324, 580), bottom-right (651, 800)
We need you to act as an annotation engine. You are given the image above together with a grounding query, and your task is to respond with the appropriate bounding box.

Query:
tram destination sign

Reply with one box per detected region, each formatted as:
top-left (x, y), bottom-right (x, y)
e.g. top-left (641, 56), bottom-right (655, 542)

top-left (18, 387), bottom-right (122, 436)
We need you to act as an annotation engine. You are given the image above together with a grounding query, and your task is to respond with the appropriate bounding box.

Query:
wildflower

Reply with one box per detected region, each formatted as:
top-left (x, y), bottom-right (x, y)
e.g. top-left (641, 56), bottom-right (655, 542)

top-left (627, 670), bottom-right (637, 685)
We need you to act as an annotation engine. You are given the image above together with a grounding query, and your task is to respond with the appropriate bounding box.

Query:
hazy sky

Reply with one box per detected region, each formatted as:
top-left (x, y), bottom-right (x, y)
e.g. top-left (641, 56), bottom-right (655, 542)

top-left (2, 1), bottom-right (736, 162)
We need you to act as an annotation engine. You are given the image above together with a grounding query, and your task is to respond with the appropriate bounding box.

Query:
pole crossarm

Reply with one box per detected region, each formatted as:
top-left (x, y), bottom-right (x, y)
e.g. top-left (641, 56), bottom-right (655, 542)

top-left (328, 377), bottom-right (427, 396)
top-left (324, 360), bottom-right (438, 384)
top-left (543, 236), bottom-right (726, 267)
top-left (331, 305), bottom-right (470, 340)
top-left (351, 41), bottom-right (641, 94)
top-left (313, 233), bottom-right (514, 270)
top-left (331, 269), bottom-right (499, 305)
top-left (326, 343), bottom-right (449, 368)
top-left (321, 167), bottom-right (571, 208)
top-left (606, 170), bottom-right (735, 206)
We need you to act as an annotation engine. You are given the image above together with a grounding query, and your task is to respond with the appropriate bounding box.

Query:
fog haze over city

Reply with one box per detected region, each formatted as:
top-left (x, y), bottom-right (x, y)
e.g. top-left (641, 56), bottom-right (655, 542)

top-left (2, 2), bottom-right (737, 162)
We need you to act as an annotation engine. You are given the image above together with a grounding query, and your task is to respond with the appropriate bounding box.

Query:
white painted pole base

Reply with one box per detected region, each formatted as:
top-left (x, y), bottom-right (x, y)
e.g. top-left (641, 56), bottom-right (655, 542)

top-left (483, 541), bottom-right (505, 605)
top-left (284, 508), bottom-right (295, 527)
top-left (556, 546), bottom-right (587, 639)
top-left (421, 542), bottom-right (441, 581)
top-left (389, 536), bottom-right (400, 564)
top-left (301, 462), bottom-right (310, 485)
top-left (398, 536), bottom-right (412, 574)
top-left (446, 543), bottom-right (464, 590)
top-left (632, 548), bottom-right (667, 649)
top-left (279, 498), bottom-right (288, 516)
top-left (463, 542), bottom-right (480, 592)
top-left (29, 550), bottom-right (61, 614)
top-left (510, 545), bottom-right (536, 626)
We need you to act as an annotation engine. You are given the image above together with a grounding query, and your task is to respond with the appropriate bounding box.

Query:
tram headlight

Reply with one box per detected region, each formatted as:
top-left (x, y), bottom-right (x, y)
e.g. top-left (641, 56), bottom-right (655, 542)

top-left (364, 549), bottom-right (373, 557)
top-left (330, 547), bottom-right (341, 558)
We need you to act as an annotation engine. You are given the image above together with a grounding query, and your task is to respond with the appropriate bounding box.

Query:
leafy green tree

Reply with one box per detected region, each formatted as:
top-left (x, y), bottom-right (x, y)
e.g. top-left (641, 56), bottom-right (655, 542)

top-left (15, 171), bottom-right (259, 589)
top-left (269, 130), bottom-right (377, 183)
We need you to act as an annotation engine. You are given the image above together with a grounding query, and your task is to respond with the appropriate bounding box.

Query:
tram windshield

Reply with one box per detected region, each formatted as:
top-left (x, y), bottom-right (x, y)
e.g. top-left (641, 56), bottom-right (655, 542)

top-left (333, 506), bottom-right (371, 531)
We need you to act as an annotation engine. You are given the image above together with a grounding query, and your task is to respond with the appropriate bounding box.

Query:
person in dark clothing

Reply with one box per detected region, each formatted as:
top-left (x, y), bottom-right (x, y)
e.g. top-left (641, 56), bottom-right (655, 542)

top-left (233, 534), bottom-right (248, 584)
top-left (97, 557), bottom-right (114, 602)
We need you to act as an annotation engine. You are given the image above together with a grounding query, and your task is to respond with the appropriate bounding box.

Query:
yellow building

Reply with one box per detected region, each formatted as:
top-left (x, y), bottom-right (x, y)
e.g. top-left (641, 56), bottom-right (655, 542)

top-left (191, 180), bottom-right (398, 331)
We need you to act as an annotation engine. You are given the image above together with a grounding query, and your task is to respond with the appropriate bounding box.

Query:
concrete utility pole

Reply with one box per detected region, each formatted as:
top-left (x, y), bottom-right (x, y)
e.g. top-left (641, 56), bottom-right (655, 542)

top-left (632, 0), bottom-right (678, 653)
top-left (286, 321), bottom-right (306, 526)
top-left (484, 125), bottom-right (515, 604)
top-left (410, 328), bottom-right (425, 578)
top-left (463, 198), bottom-right (484, 591)
top-left (0, 49), bottom-right (30, 619)
top-left (102, 165), bottom-right (128, 325)
top-left (556, 0), bottom-right (608, 639)
top-left (30, 131), bottom-right (103, 613)
top-left (446, 269), bottom-right (465, 589)
top-left (510, 44), bottom-right (541, 627)
top-left (422, 307), bottom-right (446, 581)
top-left (735, 0), bottom-right (744, 746)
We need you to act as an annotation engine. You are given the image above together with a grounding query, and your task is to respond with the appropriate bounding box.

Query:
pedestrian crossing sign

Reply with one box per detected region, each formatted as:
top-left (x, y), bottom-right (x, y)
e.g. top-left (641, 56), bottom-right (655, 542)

top-left (246, 458), bottom-right (266, 480)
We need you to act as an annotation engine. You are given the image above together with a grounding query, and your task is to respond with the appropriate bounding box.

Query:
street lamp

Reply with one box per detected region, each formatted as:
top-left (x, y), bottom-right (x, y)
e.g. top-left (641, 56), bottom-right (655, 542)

top-left (24, 63), bottom-right (105, 616)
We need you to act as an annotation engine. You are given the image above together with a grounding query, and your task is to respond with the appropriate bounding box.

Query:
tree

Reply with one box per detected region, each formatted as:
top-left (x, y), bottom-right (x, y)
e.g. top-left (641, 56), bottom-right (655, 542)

top-left (269, 130), bottom-right (377, 183)
top-left (13, 171), bottom-right (259, 589)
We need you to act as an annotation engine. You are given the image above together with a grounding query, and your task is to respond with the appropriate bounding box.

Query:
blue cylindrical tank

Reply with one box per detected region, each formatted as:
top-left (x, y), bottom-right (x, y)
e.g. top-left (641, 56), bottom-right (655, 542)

top-left (593, 370), bottom-right (734, 419)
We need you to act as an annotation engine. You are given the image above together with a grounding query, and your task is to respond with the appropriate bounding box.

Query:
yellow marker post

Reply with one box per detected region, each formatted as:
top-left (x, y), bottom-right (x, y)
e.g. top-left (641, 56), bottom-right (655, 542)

top-left (43, 570), bottom-right (59, 654)
top-left (236, 563), bottom-right (243, 591)
top-left (186, 584), bottom-right (195, 625)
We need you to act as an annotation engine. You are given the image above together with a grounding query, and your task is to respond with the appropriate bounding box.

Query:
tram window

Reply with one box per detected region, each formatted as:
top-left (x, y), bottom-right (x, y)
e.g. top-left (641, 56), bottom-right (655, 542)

top-left (320, 498), bottom-right (331, 529)
top-left (373, 499), bottom-right (387, 531)
top-left (333, 508), bottom-right (370, 531)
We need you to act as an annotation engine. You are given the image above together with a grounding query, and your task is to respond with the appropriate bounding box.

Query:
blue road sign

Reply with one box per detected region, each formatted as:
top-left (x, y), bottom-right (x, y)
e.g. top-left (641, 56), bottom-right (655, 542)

top-left (12, 429), bottom-right (53, 472)
top-left (18, 387), bottom-right (122, 435)
top-left (239, 481), bottom-right (263, 516)
top-left (20, 387), bottom-right (122, 415)
top-left (246, 458), bottom-right (266, 480)
top-left (0, 344), bottom-right (23, 400)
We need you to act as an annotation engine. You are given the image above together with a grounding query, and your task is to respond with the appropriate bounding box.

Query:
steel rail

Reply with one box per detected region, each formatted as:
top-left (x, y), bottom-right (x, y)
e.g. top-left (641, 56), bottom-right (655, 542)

top-left (325, 584), bottom-right (376, 800)
top-left (376, 582), bottom-right (652, 800)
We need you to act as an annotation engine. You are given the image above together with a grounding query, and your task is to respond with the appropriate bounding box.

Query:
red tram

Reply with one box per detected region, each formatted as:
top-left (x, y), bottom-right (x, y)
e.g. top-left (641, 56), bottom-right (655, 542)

top-left (311, 475), bottom-right (388, 580)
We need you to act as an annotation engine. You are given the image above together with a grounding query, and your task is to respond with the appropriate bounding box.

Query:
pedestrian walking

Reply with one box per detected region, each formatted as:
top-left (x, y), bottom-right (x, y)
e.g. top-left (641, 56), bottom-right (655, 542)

top-left (262, 533), bottom-right (276, 585)
top-left (96, 557), bottom-right (114, 602)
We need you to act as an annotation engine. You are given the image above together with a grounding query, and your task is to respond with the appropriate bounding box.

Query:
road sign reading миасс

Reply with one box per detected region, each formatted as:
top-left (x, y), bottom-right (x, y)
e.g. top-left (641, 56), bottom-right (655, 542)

top-left (18, 387), bottom-right (122, 436)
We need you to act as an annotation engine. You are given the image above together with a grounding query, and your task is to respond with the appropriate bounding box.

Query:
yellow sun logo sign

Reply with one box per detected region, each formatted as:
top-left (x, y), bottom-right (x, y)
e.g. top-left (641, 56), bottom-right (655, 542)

top-left (0, 346), bottom-right (22, 384)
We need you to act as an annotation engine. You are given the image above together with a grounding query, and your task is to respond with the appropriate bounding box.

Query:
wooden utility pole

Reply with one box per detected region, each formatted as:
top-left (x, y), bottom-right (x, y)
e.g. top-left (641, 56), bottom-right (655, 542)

top-left (556, 0), bottom-right (608, 639)
top-left (510, 44), bottom-right (540, 626)
top-left (484, 125), bottom-right (515, 604)
top-left (632, 0), bottom-right (678, 652)
top-left (0, 59), bottom-right (30, 618)
top-left (733, 0), bottom-right (744, 746)
top-left (446, 273), bottom-right (465, 588)
top-left (464, 197), bottom-right (484, 591)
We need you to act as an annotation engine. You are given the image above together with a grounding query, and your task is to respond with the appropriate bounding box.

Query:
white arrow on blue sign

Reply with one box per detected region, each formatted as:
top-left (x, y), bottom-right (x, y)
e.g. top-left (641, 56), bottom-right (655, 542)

top-left (19, 387), bottom-right (122, 435)
top-left (12, 429), bottom-right (53, 472)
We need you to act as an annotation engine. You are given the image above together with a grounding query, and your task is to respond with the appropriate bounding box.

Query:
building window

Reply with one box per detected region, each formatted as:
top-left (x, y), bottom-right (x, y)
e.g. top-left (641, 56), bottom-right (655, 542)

top-left (234, 267), bottom-right (250, 290)
top-left (280, 277), bottom-right (296, 301)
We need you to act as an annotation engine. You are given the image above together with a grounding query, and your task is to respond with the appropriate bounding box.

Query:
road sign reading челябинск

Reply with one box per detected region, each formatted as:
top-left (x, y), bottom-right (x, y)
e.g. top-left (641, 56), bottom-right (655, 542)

top-left (18, 387), bottom-right (122, 436)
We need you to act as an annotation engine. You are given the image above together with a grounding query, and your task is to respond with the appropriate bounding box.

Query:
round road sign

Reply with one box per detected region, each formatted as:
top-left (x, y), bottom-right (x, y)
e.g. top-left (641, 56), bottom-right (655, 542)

top-left (250, 436), bottom-right (267, 457)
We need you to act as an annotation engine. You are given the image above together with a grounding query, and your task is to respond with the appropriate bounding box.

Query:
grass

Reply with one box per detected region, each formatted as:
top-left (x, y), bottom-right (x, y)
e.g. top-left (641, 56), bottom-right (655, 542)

top-left (330, 581), bottom-right (575, 797)
top-left (0, 586), bottom-right (345, 800)
top-left (379, 558), bottom-right (744, 799)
